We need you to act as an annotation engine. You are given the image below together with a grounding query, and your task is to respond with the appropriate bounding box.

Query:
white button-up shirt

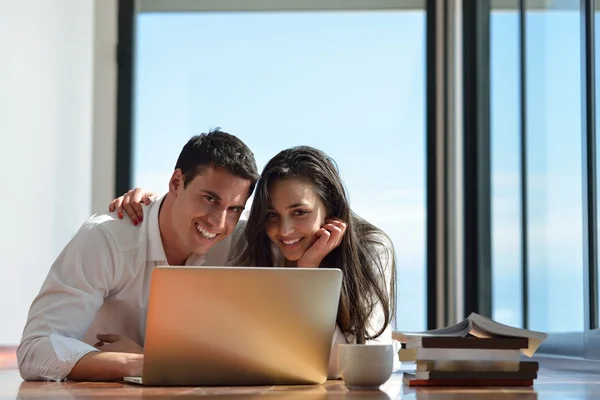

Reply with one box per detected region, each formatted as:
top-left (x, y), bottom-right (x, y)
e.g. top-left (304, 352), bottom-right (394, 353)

top-left (17, 196), bottom-right (242, 381)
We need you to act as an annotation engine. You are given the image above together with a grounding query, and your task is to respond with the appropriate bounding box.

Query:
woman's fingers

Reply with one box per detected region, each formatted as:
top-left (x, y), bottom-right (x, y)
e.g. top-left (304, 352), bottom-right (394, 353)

top-left (130, 200), bottom-right (144, 223)
top-left (322, 223), bottom-right (344, 245)
top-left (326, 219), bottom-right (347, 231)
top-left (109, 188), bottom-right (155, 223)
top-left (316, 228), bottom-right (331, 248)
top-left (122, 188), bottom-right (151, 224)
top-left (121, 194), bottom-right (138, 224)
top-left (325, 219), bottom-right (347, 246)
top-left (108, 196), bottom-right (125, 219)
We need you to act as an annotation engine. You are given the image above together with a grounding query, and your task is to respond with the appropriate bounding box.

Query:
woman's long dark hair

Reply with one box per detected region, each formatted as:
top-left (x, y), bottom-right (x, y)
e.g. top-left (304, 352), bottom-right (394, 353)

top-left (241, 146), bottom-right (397, 343)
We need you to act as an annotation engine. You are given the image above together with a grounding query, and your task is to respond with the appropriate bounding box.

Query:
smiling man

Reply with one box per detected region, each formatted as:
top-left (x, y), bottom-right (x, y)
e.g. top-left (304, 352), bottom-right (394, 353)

top-left (17, 129), bottom-right (259, 382)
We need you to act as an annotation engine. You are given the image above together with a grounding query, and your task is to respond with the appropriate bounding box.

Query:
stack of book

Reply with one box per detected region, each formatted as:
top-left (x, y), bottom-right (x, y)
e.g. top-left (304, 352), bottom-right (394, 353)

top-left (393, 313), bottom-right (548, 387)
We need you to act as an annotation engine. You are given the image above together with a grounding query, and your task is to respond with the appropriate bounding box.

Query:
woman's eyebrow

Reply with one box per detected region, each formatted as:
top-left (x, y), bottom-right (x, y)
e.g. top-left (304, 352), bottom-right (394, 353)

top-left (286, 202), bottom-right (308, 209)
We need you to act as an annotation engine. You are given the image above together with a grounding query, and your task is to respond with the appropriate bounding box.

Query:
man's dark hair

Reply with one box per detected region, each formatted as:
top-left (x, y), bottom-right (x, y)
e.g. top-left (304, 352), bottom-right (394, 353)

top-left (174, 128), bottom-right (259, 195)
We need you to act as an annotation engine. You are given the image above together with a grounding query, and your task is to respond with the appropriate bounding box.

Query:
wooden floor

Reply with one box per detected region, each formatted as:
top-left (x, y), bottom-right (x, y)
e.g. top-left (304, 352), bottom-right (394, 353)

top-left (2, 346), bottom-right (600, 399)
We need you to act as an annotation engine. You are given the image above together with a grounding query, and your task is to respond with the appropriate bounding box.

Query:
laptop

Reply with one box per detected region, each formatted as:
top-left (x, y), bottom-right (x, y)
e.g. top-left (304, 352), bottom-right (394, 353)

top-left (123, 266), bottom-right (343, 386)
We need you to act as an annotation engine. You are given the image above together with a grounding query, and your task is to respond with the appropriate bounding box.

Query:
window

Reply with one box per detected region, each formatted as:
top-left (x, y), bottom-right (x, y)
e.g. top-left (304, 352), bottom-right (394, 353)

top-left (490, 0), bottom-right (585, 335)
top-left (131, 8), bottom-right (427, 331)
top-left (490, 4), bottom-right (523, 329)
top-left (525, 1), bottom-right (583, 333)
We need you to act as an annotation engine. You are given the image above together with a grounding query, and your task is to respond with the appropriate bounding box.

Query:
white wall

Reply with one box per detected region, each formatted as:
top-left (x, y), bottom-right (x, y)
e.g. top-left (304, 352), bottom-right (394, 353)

top-left (0, 0), bottom-right (117, 345)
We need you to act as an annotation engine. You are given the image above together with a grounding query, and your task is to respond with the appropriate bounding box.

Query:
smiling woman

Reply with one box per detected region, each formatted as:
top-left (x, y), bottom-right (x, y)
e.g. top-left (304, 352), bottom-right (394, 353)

top-left (241, 146), bottom-right (396, 352)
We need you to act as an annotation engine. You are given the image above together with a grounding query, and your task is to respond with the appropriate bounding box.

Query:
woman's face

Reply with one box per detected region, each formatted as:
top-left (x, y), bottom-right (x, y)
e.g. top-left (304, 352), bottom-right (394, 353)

top-left (265, 178), bottom-right (328, 261)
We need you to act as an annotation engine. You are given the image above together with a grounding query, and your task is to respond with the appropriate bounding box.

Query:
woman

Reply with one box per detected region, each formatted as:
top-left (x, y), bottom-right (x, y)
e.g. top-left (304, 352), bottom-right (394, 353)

top-left (110, 146), bottom-right (398, 377)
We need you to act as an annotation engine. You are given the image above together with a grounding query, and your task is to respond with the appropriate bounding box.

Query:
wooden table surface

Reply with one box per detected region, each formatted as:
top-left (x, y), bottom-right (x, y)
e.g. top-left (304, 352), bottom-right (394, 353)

top-left (2, 347), bottom-right (600, 399)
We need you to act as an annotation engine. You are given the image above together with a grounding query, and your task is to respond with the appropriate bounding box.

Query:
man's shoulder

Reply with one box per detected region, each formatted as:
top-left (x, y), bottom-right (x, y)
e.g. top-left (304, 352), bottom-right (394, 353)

top-left (80, 211), bottom-right (145, 252)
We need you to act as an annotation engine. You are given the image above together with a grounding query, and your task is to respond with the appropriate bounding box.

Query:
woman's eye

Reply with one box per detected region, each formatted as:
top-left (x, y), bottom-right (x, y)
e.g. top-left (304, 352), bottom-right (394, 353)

top-left (293, 209), bottom-right (308, 216)
top-left (266, 212), bottom-right (278, 219)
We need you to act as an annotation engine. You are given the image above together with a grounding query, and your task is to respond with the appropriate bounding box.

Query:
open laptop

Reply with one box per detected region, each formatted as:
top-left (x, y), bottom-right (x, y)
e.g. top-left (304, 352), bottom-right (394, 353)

top-left (124, 266), bottom-right (343, 386)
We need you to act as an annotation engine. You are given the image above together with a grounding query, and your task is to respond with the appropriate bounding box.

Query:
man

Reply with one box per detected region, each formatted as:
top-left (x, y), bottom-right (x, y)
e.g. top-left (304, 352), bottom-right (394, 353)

top-left (17, 129), bottom-right (259, 382)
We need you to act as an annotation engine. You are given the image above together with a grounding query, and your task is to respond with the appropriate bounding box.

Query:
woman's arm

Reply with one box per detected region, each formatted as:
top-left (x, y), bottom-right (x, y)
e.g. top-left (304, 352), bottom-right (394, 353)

top-left (327, 326), bottom-right (348, 379)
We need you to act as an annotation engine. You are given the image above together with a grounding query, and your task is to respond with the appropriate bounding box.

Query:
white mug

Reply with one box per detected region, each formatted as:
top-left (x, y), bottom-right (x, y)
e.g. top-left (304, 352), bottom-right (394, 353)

top-left (338, 343), bottom-right (394, 389)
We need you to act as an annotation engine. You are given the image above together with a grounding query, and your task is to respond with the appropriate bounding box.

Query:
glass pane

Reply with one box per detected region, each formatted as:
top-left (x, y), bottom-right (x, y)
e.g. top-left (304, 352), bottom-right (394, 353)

top-left (132, 11), bottom-right (427, 331)
top-left (526, 1), bottom-right (584, 333)
top-left (490, 6), bottom-right (523, 328)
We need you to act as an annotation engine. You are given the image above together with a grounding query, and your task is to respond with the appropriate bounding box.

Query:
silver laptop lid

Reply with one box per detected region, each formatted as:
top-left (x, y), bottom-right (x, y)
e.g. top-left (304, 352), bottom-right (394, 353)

top-left (142, 266), bottom-right (343, 386)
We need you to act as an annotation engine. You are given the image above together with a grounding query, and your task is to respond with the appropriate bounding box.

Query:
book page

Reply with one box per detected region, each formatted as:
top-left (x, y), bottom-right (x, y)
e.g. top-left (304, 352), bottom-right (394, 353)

top-left (392, 319), bottom-right (472, 342)
top-left (467, 313), bottom-right (548, 357)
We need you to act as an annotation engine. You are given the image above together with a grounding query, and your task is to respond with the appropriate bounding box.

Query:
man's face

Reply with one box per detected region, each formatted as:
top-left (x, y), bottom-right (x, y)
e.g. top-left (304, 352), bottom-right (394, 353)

top-left (169, 166), bottom-right (251, 256)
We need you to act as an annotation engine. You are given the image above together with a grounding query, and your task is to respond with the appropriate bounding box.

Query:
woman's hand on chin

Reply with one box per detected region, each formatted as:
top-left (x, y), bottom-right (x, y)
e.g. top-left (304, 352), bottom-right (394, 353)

top-left (297, 218), bottom-right (347, 268)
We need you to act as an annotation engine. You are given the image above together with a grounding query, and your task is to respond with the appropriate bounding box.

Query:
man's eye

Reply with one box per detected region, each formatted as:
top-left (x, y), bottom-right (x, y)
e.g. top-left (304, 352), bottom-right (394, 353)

top-left (230, 207), bottom-right (243, 213)
top-left (204, 195), bottom-right (215, 203)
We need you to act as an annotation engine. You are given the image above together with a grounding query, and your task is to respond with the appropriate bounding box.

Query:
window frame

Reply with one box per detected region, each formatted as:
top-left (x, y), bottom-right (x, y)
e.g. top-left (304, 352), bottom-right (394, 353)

top-left (136, 0), bottom-right (425, 12)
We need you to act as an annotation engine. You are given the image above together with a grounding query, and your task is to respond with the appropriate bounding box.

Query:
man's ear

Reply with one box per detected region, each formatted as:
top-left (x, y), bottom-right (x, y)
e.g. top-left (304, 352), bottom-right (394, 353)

top-left (169, 169), bottom-right (184, 197)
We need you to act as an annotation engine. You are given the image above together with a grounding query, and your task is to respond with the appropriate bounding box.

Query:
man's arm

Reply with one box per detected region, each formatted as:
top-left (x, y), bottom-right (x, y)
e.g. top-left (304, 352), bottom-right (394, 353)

top-left (67, 352), bottom-right (143, 381)
top-left (17, 221), bottom-right (137, 381)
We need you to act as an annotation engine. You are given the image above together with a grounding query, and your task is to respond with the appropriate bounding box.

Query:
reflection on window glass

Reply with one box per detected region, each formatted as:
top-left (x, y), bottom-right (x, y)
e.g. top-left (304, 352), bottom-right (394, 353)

top-left (133, 11), bottom-right (427, 331)
top-left (490, 8), bottom-right (523, 328)
top-left (526, 2), bottom-right (583, 333)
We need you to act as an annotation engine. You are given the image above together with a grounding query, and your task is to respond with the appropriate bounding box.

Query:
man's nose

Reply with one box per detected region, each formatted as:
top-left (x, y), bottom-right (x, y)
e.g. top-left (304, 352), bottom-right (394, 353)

top-left (207, 209), bottom-right (227, 230)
